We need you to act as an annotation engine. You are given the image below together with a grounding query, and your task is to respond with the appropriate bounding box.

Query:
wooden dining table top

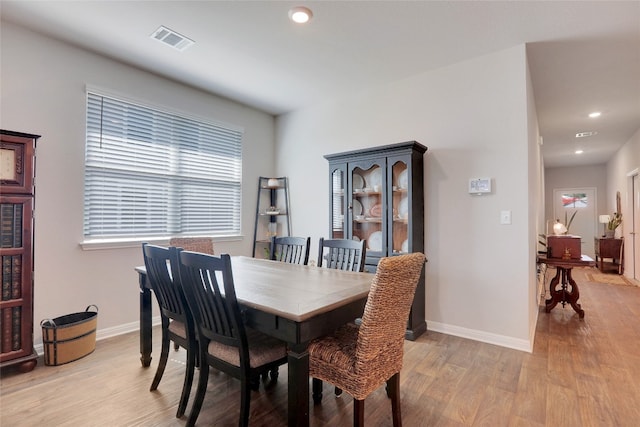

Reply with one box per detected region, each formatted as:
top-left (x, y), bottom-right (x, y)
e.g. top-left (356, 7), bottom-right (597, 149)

top-left (136, 255), bottom-right (373, 322)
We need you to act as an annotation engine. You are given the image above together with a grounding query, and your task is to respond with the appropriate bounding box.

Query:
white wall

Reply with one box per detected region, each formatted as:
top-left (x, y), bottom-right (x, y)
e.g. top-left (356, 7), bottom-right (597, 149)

top-left (276, 45), bottom-right (538, 351)
top-left (526, 55), bottom-right (545, 345)
top-left (1, 22), bottom-right (276, 345)
top-left (607, 127), bottom-right (640, 276)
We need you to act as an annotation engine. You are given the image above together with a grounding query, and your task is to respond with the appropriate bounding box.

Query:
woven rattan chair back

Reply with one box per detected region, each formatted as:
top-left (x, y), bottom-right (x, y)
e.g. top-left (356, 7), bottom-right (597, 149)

top-left (270, 236), bottom-right (311, 265)
top-left (309, 252), bottom-right (426, 427)
top-left (169, 237), bottom-right (215, 255)
top-left (177, 252), bottom-right (287, 427)
top-left (142, 243), bottom-right (196, 418)
top-left (356, 252), bottom-right (425, 366)
top-left (317, 238), bottom-right (366, 272)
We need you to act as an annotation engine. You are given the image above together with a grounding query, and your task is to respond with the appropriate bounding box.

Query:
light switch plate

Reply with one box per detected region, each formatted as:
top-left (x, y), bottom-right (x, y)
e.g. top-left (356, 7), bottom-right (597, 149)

top-left (500, 210), bottom-right (512, 225)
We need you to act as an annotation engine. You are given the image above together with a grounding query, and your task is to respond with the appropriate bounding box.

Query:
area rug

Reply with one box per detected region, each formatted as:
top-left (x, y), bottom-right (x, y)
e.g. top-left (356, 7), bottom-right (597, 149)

top-left (585, 272), bottom-right (638, 287)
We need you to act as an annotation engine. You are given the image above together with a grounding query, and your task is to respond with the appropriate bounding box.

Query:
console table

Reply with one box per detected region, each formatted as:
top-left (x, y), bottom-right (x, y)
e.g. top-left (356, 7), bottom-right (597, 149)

top-left (538, 255), bottom-right (595, 318)
top-left (594, 237), bottom-right (624, 274)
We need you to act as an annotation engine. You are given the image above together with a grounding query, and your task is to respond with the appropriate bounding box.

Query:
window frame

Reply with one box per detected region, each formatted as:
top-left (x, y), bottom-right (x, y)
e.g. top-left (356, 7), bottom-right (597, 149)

top-left (82, 88), bottom-right (244, 246)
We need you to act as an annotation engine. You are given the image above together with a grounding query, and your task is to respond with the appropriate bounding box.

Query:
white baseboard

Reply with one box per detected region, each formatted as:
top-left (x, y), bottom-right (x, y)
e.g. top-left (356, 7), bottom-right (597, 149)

top-left (34, 316), bottom-right (161, 356)
top-left (427, 321), bottom-right (533, 353)
top-left (33, 316), bottom-right (533, 356)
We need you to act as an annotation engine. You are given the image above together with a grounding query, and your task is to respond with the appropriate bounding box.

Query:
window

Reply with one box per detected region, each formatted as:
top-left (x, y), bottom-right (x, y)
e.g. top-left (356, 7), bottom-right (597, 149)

top-left (84, 91), bottom-right (242, 241)
top-left (561, 192), bottom-right (587, 208)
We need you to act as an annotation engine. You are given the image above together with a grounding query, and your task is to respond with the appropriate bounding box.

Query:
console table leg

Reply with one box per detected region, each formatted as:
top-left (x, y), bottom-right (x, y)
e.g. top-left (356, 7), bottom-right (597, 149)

top-left (544, 266), bottom-right (584, 318)
top-left (564, 269), bottom-right (584, 318)
top-left (545, 268), bottom-right (562, 313)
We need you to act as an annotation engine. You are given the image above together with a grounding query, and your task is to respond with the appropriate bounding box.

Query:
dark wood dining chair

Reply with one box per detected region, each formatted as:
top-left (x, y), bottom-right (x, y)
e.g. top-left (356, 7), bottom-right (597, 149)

top-left (310, 252), bottom-right (426, 427)
top-left (270, 236), bottom-right (311, 265)
top-left (317, 238), bottom-right (366, 272)
top-left (168, 238), bottom-right (215, 350)
top-left (142, 243), bottom-right (196, 419)
top-left (316, 237), bottom-right (367, 396)
top-left (169, 236), bottom-right (214, 255)
top-left (177, 251), bottom-right (288, 427)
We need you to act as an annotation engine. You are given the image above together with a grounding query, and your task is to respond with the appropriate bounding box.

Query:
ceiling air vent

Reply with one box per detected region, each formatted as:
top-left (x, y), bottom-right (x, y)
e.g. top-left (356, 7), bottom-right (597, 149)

top-left (576, 131), bottom-right (598, 138)
top-left (150, 26), bottom-right (194, 51)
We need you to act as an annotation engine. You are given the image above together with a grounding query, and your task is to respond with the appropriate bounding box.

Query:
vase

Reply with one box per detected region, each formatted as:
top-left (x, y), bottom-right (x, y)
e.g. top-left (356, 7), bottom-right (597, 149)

top-left (605, 230), bottom-right (615, 238)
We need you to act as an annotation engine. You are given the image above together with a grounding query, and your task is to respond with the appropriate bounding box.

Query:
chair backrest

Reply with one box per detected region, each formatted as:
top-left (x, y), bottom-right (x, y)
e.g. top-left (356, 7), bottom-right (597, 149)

top-left (169, 237), bottom-right (215, 255)
top-left (142, 243), bottom-right (191, 325)
top-left (270, 236), bottom-right (311, 265)
top-left (317, 238), bottom-right (366, 272)
top-left (355, 253), bottom-right (425, 372)
top-left (177, 252), bottom-right (249, 366)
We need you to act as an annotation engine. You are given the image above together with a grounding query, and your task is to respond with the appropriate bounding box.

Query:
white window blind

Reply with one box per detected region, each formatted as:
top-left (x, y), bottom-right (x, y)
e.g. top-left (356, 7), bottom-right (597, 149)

top-left (84, 92), bottom-right (242, 240)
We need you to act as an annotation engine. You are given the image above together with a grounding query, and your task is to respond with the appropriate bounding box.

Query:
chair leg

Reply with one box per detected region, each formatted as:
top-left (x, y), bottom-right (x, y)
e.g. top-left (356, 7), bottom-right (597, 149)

top-left (312, 378), bottom-right (323, 404)
top-left (387, 372), bottom-right (402, 427)
top-left (150, 322), bottom-right (170, 391)
top-left (186, 358), bottom-right (209, 427)
top-left (240, 376), bottom-right (251, 427)
top-left (269, 367), bottom-right (279, 381)
top-left (261, 366), bottom-right (279, 382)
top-left (353, 398), bottom-right (365, 427)
top-left (250, 374), bottom-right (260, 391)
top-left (176, 345), bottom-right (196, 418)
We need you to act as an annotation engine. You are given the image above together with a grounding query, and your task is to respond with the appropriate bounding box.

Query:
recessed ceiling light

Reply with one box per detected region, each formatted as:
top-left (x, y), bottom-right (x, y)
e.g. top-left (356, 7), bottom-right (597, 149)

top-left (575, 149), bottom-right (584, 154)
top-left (576, 131), bottom-right (598, 138)
top-left (588, 112), bottom-right (601, 118)
top-left (289, 6), bottom-right (313, 24)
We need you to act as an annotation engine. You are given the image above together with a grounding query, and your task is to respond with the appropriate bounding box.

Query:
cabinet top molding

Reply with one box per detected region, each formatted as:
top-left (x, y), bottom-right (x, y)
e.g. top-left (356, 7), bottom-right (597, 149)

top-left (324, 141), bottom-right (427, 161)
top-left (0, 129), bottom-right (41, 140)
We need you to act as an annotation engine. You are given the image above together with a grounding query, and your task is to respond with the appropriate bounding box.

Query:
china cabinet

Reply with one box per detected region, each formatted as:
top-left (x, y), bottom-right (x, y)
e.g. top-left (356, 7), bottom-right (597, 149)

top-left (325, 141), bottom-right (427, 339)
top-left (252, 177), bottom-right (292, 259)
top-left (0, 130), bottom-right (40, 372)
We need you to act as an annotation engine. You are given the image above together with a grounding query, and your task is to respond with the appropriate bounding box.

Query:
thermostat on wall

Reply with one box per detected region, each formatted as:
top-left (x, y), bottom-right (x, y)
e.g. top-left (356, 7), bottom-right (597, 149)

top-left (469, 178), bottom-right (492, 195)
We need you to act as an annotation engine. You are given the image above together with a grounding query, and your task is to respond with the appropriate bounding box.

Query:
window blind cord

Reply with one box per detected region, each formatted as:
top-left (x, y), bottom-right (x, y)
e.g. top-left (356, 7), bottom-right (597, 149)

top-left (99, 96), bottom-right (104, 149)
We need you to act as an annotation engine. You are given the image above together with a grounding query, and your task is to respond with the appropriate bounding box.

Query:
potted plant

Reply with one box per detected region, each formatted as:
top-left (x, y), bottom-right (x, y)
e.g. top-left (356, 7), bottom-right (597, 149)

top-left (606, 212), bottom-right (622, 238)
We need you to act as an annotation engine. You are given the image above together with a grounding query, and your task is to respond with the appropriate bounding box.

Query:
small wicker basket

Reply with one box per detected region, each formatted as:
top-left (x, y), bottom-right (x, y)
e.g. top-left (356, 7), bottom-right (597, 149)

top-left (41, 305), bottom-right (98, 366)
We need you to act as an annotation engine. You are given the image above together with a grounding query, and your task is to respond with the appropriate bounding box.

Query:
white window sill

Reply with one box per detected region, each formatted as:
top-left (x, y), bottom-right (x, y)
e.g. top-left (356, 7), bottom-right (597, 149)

top-left (80, 235), bottom-right (244, 251)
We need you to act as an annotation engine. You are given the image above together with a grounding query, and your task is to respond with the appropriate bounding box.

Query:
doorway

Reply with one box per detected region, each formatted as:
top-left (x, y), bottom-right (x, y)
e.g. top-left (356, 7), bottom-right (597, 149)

top-left (553, 187), bottom-right (597, 258)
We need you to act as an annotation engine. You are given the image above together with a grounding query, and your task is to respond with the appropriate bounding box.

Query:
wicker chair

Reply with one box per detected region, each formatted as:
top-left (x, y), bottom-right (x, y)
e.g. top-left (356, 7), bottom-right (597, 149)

top-left (270, 236), bottom-right (311, 265)
top-left (177, 251), bottom-right (288, 427)
top-left (317, 238), bottom-right (366, 272)
top-left (169, 237), bottom-right (214, 255)
top-left (309, 252), bottom-right (426, 427)
top-left (142, 243), bottom-right (196, 418)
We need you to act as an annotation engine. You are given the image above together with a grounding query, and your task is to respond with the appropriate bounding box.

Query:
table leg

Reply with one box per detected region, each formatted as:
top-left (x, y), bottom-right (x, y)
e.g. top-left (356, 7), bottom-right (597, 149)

top-left (563, 269), bottom-right (584, 318)
top-left (545, 267), bottom-right (562, 313)
top-left (139, 272), bottom-right (153, 367)
top-left (544, 267), bottom-right (584, 318)
top-left (287, 342), bottom-right (310, 427)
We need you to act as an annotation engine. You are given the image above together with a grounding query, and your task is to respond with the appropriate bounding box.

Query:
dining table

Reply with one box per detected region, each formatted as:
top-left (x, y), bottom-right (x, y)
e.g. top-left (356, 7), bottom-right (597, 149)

top-left (135, 255), bottom-right (373, 427)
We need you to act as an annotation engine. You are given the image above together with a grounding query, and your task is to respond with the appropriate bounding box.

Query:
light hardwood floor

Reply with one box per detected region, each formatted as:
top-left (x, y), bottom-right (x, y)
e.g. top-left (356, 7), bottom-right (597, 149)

top-left (1, 267), bottom-right (639, 426)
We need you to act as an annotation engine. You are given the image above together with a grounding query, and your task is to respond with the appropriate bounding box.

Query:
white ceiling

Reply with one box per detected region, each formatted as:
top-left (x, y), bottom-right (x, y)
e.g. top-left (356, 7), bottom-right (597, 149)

top-left (2, 1), bottom-right (639, 168)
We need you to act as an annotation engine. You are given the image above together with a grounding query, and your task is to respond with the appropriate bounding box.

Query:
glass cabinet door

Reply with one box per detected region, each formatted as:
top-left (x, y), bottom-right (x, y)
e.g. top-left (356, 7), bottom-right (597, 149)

top-left (390, 158), bottom-right (409, 254)
top-left (330, 166), bottom-right (346, 238)
top-left (350, 161), bottom-right (385, 255)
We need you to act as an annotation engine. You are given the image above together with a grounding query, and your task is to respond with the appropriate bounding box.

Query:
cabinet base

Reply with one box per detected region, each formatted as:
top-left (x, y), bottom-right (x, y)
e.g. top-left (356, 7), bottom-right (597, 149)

top-left (0, 348), bottom-right (38, 373)
top-left (405, 321), bottom-right (427, 341)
